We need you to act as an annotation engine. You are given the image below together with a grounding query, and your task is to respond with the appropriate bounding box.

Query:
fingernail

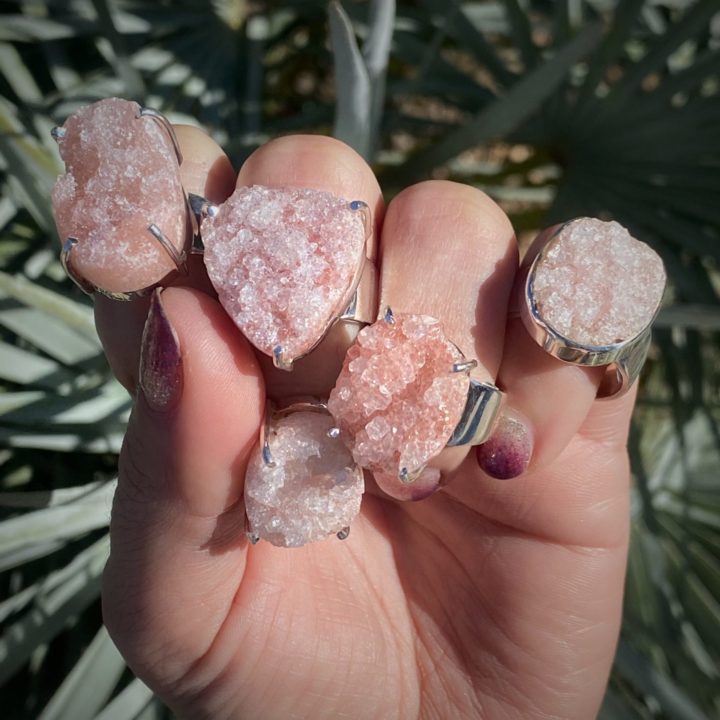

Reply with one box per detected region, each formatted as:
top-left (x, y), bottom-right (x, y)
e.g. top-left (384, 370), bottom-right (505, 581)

top-left (139, 289), bottom-right (182, 412)
top-left (476, 411), bottom-right (533, 479)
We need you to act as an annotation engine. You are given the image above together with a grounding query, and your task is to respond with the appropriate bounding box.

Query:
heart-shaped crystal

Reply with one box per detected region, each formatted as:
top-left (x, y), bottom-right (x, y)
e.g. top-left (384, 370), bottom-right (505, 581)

top-left (51, 98), bottom-right (187, 294)
top-left (201, 185), bottom-right (367, 366)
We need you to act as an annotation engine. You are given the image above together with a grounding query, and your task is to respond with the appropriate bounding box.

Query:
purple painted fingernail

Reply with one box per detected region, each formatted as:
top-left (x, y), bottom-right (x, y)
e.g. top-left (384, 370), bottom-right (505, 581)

top-left (139, 289), bottom-right (182, 412)
top-left (476, 412), bottom-right (533, 480)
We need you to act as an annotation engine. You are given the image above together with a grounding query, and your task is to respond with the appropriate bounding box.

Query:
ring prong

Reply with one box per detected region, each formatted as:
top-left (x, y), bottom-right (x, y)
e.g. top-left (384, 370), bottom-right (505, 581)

top-left (327, 427), bottom-right (341, 439)
top-left (262, 444), bottom-right (276, 468)
top-left (383, 306), bottom-right (395, 324)
top-left (51, 126), bottom-right (66, 140)
top-left (336, 526), bottom-right (350, 540)
top-left (60, 237), bottom-right (96, 295)
top-left (349, 200), bottom-right (372, 238)
top-left (452, 359), bottom-right (478, 374)
top-left (273, 345), bottom-right (294, 372)
top-left (188, 193), bottom-right (219, 220)
top-left (136, 106), bottom-right (183, 165)
top-left (147, 223), bottom-right (186, 272)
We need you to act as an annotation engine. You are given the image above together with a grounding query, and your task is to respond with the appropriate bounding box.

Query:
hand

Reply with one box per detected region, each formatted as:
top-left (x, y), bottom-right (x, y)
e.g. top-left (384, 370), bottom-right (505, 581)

top-left (100, 130), bottom-right (632, 719)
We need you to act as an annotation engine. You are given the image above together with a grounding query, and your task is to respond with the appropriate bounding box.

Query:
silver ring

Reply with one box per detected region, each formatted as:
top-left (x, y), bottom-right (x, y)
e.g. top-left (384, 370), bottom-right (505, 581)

top-left (53, 101), bottom-right (194, 301)
top-left (328, 308), bottom-right (504, 494)
top-left (245, 399), bottom-right (364, 547)
top-left (520, 218), bottom-right (666, 399)
top-left (192, 188), bottom-right (378, 371)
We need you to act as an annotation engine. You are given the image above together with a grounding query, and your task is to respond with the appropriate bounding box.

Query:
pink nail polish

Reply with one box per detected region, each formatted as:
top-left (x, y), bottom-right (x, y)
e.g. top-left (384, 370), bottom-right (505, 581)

top-left (139, 289), bottom-right (182, 412)
top-left (476, 412), bottom-right (532, 479)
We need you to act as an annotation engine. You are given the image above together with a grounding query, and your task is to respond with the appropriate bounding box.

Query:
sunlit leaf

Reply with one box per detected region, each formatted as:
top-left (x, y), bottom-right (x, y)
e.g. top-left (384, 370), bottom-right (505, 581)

top-left (0, 534), bottom-right (108, 685)
top-left (329, 1), bottom-right (372, 157)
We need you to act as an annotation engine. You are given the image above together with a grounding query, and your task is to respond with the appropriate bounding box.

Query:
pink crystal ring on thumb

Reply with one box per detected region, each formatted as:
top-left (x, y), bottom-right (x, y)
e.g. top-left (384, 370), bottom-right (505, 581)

top-left (243, 399), bottom-right (364, 548)
top-left (327, 308), bottom-right (503, 502)
top-left (519, 218), bottom-right (667, 398)
top-left (51, 98), bottom-right (196, 300)
top-left (191, 184), bottom-right (376, 371)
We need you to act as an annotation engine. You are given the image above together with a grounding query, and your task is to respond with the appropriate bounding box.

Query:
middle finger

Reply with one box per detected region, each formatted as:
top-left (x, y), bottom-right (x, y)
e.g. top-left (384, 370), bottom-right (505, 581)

top-left (370, 180), bottom-right (518, 492)
top-left (235, 134), bottom-right (384, 399)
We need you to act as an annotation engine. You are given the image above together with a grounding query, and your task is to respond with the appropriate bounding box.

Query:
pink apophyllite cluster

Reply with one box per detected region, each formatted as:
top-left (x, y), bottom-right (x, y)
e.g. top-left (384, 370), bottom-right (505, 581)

top-left (202, 185), bottom-right (367, 363)
top-left (532, 218), bottom-right (666, 346)
top-left (245, 411), bottom-right (364, 547)
top-left (328, 314), bottom-right (469, 487)
top-left (51, 98), bottom-right (187, 294)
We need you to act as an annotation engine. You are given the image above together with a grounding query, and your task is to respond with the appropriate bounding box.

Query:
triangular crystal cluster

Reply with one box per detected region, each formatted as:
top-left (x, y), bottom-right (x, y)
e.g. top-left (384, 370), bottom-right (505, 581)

top-left (202, 185), bottom-right (367, 365)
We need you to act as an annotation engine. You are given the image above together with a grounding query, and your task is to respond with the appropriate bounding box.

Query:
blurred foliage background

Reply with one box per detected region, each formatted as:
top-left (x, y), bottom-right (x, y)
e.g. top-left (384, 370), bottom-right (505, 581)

top-left (0, 0), bottom-right (718, 717)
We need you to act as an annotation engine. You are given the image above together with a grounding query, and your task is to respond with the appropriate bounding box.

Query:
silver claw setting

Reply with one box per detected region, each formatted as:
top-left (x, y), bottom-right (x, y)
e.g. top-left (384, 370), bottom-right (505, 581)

top-left (59, 225), bottom-right (189, 302)
top-left (246, 400), bottom-right (362, 546)
top-left (53, 105), bottom-right (197, 300)
top-left (147, 223), bottom-right (187, 272)
top-left (60, 238), bottom-right (95, 296)
top-left (272, 345), bottom-right (293, 372)
top-left (136, 106), bottom-right (183, 165)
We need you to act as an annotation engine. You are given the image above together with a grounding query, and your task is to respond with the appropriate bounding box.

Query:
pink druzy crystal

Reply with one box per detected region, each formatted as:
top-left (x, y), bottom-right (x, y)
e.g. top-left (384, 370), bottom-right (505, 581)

top-left (51, 98), bottom-right (187, 294)
top-left (245, 411), bottom-right (364, 548)
top-left (532, 218), bottom-right (666, 346)
top-left (328, 314), bottom-right (469, 484)
top-left (202, 185), bottom-right (367, 364)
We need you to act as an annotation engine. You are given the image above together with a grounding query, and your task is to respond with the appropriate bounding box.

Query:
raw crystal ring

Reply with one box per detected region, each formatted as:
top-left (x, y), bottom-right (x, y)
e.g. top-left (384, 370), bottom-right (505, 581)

top-left (191, 185), bottom-right (376, 371)
top-left (51, 98), bottom-right (195, 300)
top-left (327, 308), bottom-right (503, 500)
top-left (244, 400), bottom-right (364, 547)
top-left (519, 218), bottom-right (667, 398)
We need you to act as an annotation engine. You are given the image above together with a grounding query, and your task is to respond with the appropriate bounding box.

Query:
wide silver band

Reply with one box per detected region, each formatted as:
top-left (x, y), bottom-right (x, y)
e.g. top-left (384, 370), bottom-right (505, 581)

top-left (447, 379), bottom-right (504, 446)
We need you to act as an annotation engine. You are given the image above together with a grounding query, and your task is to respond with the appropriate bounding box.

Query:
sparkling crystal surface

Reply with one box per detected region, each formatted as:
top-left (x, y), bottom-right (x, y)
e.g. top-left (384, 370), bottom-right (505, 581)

top-left (202, 185), bottom-right (367, 362)
top-left (532, 218), bottom-right (666, 346)
top-left (328, 314), bottom-right (469, 481)
top-left (245, 411), bottom-right (363, 548)
top-left (51, 98), bottom-right (187, 294)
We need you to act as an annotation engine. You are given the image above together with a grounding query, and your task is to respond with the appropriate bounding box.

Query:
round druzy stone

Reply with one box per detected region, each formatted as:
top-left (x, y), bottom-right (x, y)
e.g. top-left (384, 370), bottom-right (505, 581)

top-left (202, 185), bottom-right (367, 363)
top-left (245, 411), bottom-right (364, 548)
top-left (328, 314), bottom-right (469, 484)
top-left (532, 218), bottom-right (666, 346)
top-left (51, 98), bottom-right (187, 294)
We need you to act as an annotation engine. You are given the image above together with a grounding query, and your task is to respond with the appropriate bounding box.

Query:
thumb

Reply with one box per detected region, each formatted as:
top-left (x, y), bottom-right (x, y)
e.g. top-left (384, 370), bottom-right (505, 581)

top-left (103, 286), bottom-right (264, 688)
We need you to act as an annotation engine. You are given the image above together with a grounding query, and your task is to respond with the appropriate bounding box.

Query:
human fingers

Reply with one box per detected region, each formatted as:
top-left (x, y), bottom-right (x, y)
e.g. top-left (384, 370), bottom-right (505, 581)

top-left (367, 181), bottom-right (518, 499)
top-left (94, 125), bottom-right (235, 393)
top-left (103, 285), bottom-right (264, 681)
top-left (234, 134), bottom-right (384, 399)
